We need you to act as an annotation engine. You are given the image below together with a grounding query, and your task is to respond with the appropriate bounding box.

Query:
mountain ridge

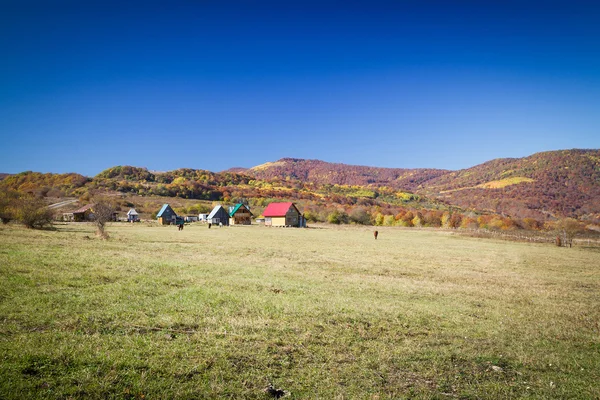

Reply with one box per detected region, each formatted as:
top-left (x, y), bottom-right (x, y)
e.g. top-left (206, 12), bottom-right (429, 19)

top-left (1, 149), bottom-right (599, 223)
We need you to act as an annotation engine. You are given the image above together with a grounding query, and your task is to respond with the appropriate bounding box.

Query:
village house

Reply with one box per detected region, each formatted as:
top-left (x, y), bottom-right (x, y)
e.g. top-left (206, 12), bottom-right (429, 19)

top-left (127, 208), bottom-right (140, 222)
top-left (63, 204), bottom-right (118, 222)
top-left (229, 203), bottom-right (253, 225)
top-left (262, 202), bottom-right (305, 227)
top-left (207, 205), bottom-right (229, 226)
top-left (63, 204), bottom-right (95, 222)
top-left (156, 204), bottom-right (177, 225)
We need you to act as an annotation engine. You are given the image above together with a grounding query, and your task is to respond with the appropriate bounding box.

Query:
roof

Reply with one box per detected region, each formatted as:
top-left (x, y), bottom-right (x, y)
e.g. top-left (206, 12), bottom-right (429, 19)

top-left (127, 208), bottom-right (138, 215)
top-left (208, 205), bottom-right (226, 219)
top-left (263, 202), bottom-right (297, 217)
top-left (229, 203), bottom-right (253, 217)
top-left (70, 204), bottom-right (95, 214)
top-left (156, 204), bottom-right (174, 217)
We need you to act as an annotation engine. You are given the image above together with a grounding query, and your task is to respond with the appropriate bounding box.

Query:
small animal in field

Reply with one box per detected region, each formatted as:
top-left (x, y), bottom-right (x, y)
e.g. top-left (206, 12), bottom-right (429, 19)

top-left (264, 383), bottom-right (287, 399)
top-left (374, 230), bottom-right (378, 240)
top-left (178, 224), bottom-right (183, 231)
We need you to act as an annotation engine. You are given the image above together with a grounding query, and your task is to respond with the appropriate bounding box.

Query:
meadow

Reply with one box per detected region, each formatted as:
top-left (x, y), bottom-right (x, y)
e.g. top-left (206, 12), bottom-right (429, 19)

top-left (0, 222), bottom-right (599, 399)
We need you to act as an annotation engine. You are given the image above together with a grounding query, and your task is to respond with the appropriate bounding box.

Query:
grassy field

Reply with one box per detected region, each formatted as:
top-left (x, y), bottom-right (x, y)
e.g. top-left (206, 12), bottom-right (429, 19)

top-left (0, 222), bottom-right (599, 399)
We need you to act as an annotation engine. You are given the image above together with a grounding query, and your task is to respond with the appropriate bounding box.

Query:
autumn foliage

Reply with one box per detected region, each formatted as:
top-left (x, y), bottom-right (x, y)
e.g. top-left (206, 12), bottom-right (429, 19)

top-left (1, 150), bottom-right (599, 232)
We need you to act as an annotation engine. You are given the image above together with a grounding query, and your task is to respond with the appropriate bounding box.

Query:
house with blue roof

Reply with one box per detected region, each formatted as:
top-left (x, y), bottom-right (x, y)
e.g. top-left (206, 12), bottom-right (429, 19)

top-left (156, 204), bottom-right (177, 225)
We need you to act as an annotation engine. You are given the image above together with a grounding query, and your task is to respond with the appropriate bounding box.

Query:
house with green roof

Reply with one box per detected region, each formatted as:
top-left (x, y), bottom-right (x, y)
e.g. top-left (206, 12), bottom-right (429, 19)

top-left (229, 203), bottom-right (252, 225)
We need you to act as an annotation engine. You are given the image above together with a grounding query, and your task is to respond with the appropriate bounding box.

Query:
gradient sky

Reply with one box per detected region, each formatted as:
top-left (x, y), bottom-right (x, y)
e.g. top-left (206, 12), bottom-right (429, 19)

top-left (1, 1), bottom-right (599, 176)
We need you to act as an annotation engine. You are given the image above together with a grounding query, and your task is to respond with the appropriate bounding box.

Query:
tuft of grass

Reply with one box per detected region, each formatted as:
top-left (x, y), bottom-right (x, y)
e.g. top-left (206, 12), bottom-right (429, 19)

top-left (0, 223), bottom-right (599, 398)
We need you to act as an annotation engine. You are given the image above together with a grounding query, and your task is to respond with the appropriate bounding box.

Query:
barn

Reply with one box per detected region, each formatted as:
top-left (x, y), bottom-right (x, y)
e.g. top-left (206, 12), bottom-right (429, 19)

top-left (63, 204), bottom-right (95, 222)
top-left (208, 205), bottom-right (230, 226)
top-left (156, 204), bottom-right (177, 225)
top-left (263, 202), bottom-right (305, 227)
top-left (229, 203), bottom-right (253, 225)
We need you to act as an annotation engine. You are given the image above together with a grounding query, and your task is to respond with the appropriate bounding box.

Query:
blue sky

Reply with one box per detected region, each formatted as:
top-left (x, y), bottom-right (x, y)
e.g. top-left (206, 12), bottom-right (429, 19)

top-left (1, 1), bottom-right (599, 176)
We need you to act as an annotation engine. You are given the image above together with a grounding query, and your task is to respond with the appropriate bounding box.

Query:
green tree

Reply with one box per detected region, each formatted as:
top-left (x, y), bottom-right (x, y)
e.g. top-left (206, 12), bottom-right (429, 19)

top-left (374, 213), bottom-right (384, 226)
top-left (383, 215), bottom-right (395, 226)
top-left (328, 210), bottom-right (349, 225)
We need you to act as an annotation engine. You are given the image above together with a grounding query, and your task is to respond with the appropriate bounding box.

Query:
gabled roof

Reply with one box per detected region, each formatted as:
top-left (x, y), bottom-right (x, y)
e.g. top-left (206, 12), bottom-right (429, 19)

top-left (156, 204), bottom-right (175, 217)
top-left (263, 202), bottom-right (298, 217)
top-left (127, 208), bottom-right (138, 215)
top-left (229, 203), bottom-right (253, 217)
top-left (208, 205), bottom-right (227, 219)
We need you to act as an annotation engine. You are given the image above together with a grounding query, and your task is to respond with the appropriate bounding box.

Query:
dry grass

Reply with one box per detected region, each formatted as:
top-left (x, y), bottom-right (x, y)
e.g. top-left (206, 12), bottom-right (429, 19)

top-left (0, 222), bottom-right (599, 398)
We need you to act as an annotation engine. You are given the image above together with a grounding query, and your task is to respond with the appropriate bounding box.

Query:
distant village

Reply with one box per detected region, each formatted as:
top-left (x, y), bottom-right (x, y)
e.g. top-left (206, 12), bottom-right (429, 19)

top-left (62, 202), bottom-right (307, 228)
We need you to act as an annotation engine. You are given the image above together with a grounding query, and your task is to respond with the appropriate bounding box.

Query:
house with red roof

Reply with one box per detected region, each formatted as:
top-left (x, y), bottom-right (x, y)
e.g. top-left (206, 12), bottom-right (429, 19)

top-left (63, 204), bottom-right (95, 222)
top-left (262, 202), bottom-right (305, 227)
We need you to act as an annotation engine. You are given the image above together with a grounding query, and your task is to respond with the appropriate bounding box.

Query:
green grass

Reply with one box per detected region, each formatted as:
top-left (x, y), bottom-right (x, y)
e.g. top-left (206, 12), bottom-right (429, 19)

top-left (1, 223), bottom-right (599, 399)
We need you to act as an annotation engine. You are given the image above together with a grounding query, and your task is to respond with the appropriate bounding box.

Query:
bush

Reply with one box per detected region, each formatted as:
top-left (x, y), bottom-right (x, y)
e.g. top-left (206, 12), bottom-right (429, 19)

top-left (349, 207), bottom-right (371, 225)
top-left (327, 210), bottom-right (349, 224)
top-left (15, 196), bottom-right (54, 229)
top-left (0, 190), bottom-right (19, 224)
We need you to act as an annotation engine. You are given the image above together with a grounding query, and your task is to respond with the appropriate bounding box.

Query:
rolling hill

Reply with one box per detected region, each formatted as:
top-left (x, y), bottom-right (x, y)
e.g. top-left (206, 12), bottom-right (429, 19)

top-left (246, 158), bottom-right (449, 191)
top-left (239, 150), bottom-right (600, 221)
top-left (1, 149), bottom-right (599, 224)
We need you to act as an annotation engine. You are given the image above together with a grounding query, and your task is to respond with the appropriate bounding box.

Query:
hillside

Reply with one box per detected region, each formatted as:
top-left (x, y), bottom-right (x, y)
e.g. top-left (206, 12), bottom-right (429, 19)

top-left (244, 150), bottom-right (600, 221)
top-left (248, 158), bottom-right (448, 191)
top-left (419, 149), bottom-right (600, 221)
top-left (1, 149), bottom-right (598, 225)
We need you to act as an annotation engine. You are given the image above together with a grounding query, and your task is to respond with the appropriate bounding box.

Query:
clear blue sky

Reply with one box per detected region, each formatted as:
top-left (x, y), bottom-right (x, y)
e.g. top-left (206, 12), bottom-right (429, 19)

top-left (1, 1), bottom-right (599, 176)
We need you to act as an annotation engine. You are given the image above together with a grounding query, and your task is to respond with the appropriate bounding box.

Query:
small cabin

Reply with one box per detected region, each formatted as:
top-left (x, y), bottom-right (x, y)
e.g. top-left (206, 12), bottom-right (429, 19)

top-left (63, 204), bottom-right (95, 222)
top-left (157, 204), bottom-right (177, 225)
top-left (185, 215), bottom-right (199, 222)
top-left (263, 202), bottom-right (305, 227)
top-left (229, 203), bottom-right (253, 225)
top-left (207, 205), bottom-right (229, 226)
top-left (199, 213), bottom-right (209, 222)
top-left (127, 208), bottom-right (140, 222)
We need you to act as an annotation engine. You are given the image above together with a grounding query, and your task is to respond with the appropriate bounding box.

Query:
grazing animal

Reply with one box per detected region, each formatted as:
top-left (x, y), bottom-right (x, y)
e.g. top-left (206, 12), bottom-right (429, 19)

top-left (208, 223), bottom-right (212, 229)
top-left (374, 230), bottom-right (378, 240)
top-left (178, 223), bottom-right (184, 231)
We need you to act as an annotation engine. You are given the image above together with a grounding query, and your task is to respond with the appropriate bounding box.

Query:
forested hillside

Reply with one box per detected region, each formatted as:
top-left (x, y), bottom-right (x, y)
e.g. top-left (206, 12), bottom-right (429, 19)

top-left (420, 150), bottom-right (600, 221)
top-left (247, 158), bottom-right (448, 190)
top-left (1, 149), bottom-right (598, 226)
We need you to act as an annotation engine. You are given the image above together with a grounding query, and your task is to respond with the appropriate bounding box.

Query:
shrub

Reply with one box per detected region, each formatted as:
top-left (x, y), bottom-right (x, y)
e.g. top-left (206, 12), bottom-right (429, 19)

top-left (349, 207), bottom-right (371, 225)
top-left (0, 190), bottom-right (19, 224)
top-left (328, 210), bottom-right (349, 225)
top-left (14, 196), bottom-right (54, 229)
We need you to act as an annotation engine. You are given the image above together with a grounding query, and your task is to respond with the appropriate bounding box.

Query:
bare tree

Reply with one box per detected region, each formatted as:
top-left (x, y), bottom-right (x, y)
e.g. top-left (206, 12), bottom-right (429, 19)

top-left (555, 218), bottom-right (583, 248)
top-left (92, 199), bottom-right (116, 239)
